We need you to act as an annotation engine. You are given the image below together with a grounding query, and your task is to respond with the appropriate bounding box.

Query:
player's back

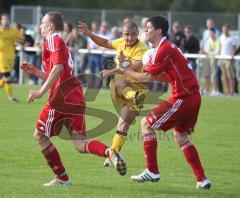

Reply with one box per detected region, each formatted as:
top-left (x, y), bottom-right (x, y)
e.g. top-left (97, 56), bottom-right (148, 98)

top-left (43, 33), bottom-right (85, 108)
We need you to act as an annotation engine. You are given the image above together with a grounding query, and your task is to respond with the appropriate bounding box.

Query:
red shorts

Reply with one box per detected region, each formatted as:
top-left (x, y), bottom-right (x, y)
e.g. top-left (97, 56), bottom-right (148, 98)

top-left (146, 92), bottom-right (201, 134)
top-left (36, 105), bottom-right (86, 137)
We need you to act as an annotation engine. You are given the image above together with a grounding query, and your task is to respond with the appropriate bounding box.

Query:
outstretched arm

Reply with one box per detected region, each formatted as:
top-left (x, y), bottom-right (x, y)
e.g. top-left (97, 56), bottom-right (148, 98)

top-left (78, 22), bottom-right (113, 49)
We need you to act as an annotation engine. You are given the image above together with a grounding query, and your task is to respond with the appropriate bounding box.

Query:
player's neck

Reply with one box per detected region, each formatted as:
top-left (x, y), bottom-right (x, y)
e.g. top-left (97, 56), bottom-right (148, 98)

top-left (46, 31), bottom-right (59, 39)
top-left (152, 36), bottom-right (163, 48)
top-left (1, 25), bottom-right (9, 29)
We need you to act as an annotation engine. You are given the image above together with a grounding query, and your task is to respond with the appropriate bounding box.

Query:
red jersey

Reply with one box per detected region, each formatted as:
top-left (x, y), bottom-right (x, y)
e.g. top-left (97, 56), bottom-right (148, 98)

top-left (42, 33), bottom-right (84, 109)
top-left (144, 37), bottom-right (199, 98)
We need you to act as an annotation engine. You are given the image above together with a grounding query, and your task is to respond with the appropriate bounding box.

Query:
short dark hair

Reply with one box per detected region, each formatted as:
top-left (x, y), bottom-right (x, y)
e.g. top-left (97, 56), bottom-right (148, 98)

top-left (147, 15), bottom-right (169, 36)
top-left (65, 22), bottom-right (73, 32)
top-left (223, 23), bottom-right (230, 29)
top-left (46, 12), bottom-right (64, 31)
top-left (123, 21), bottom-right (139, 32)
top-left (184, 25), bottom-right (192, 31)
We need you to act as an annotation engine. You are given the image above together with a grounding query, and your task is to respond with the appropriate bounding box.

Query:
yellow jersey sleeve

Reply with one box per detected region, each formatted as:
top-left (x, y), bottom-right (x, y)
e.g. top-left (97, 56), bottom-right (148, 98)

top-left (13, 28), bottom-right (23, 40)
top-left (111, 37), bottom-right (125, 50)
top-left (130, 42), bottom-right (148, 61)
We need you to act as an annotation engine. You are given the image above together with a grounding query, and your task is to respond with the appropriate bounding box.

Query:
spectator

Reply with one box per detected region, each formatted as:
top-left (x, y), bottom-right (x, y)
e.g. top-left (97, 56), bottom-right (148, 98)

top-left (138, 17), bottom-right (149, 45)
top-left (12, 22), bottom-right (22, 82)
top-left (110, 26), bottom-right (121, 40)
top-left (201, 18), bottom-right (220, 51)
top-left (62, 22), bottom-right (73, 45)
top-left (181, 25), bottom-right (200, 73)
top-left (33, 27), bottom-right (44, 84)
top-left (219, 23), bottom-right (237, 96)
top-left (20, 26), bottom-right (36, 84)
top-left (202, 28), bottom-right (221, 96)
top-left (201, 18), bottom-right (222, 94)
top-left (87, 21), bottom-right (103, 88)
top-left (71, 28), bottom-right (89, 85)
top-left (170, 22), bottom-right (185, 48)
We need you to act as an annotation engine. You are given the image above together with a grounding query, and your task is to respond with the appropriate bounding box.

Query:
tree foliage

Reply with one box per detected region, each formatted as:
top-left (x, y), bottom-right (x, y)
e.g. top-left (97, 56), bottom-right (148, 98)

top-left (1, 0), bottom-right (240, 13)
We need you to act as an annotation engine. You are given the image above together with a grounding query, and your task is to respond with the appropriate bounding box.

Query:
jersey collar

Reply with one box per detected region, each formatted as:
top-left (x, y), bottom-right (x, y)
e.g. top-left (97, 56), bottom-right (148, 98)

top-left (46, 32), bottom-right (61, 40)
top-left (156, 36), bottom-right (166, 49)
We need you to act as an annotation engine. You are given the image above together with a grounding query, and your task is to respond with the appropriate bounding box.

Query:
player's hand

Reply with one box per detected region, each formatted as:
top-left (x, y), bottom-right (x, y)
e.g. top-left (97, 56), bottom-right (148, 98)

top-left (20, 61), bottom-right (36, 74)
top-left (78, 22), bottom-right (91, 36)
top-left (118, 50), bottom-right (126, 63)
top-left (27, 90), bottom-right (43, 104)
top-left (100, 69), bottom-right (113, 78)
top-left (114, 67), bottom-right (123, 73)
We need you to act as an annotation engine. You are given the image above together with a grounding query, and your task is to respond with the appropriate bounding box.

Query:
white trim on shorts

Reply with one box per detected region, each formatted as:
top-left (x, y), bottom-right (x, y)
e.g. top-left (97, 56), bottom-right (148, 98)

top-left (151, 99), bottom-right (183, 130)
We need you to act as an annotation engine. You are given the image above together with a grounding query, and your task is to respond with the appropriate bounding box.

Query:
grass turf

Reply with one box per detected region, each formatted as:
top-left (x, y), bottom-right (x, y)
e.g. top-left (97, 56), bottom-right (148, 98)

top-left (0, 85), bottom-right (240, 197)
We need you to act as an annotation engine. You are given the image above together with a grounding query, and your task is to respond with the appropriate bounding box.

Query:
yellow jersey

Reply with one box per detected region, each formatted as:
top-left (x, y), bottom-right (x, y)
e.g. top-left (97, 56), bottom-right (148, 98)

top-left (111, 37), bottom-right (148, 82)
top-left (0, 27), bottom-right (22, 72)
top-left (111, 37), bottom-right (148, 66)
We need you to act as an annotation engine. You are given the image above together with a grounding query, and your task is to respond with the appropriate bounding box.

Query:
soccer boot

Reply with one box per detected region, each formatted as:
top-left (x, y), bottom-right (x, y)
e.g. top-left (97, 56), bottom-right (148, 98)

top-left (132, 90), bottom-right (145, 109)
top-left (8, 96), bottom-right (20, 103)
top-left (109, 149), bottom-right (127, 176)
top-left (196, 178), bottom-right (211, 189)
top-left (43, 178), bottom-right (72, 187)
top-left (103, 157), bottom-right (113, 167)
top-left (131, 169), bottom-right (160, 182)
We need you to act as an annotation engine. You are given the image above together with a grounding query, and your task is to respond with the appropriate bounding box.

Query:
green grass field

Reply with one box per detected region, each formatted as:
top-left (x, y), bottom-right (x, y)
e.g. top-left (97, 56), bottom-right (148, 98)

top-left (0, 85), bottom-right (240, 198)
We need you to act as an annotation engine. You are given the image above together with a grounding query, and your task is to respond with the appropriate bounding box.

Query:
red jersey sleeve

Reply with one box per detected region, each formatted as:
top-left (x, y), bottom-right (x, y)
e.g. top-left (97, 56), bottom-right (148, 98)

top-left (144, 43), bottom-right (170, 75)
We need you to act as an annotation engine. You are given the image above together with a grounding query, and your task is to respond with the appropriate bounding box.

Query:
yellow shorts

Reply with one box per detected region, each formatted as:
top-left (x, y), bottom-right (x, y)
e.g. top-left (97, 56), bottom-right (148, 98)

top-left (0, 57), bottom-right (15, 73)
top-left (109, 77), bottom-right (147, 109)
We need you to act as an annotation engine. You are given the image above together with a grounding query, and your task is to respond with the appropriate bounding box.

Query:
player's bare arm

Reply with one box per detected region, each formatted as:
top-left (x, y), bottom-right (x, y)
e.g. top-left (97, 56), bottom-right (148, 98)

top-left (123, 68), bottom-right (154, 82)
top-left (78, 22), bottom-right (113, 49)
top-left (21, 61), bottom-right (48, 80)
top-left (27, 64), bottom-right (64, 103)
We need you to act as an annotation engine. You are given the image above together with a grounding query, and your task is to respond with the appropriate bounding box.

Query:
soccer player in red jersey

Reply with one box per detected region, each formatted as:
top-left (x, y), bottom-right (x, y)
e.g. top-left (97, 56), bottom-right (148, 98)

top-left (117, 16), bottom-right (211, 189)
top-left (20, 12), bottom-right (126, 187)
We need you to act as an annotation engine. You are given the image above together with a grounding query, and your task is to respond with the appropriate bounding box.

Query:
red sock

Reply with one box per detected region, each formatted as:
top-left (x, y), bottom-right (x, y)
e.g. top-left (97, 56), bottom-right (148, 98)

top-left (143, 133), bottom-right (159, 174)
top-left (84, 140), bottom-right (108, 157)
top-left (180, 141), bottom-right (206, 181)
top-left (41, 143), bottom-right (69, 181)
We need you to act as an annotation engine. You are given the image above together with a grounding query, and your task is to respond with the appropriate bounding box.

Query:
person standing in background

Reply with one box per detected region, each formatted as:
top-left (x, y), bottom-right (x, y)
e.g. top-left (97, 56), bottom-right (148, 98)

top-left (181, 25), bottom-right (200, 74)
top-left (170, 22), bottom-right (185, 48)
top-left (219, 23), bottom-right (237, 96)
top-left (0, 13), bottom-right (22, 102)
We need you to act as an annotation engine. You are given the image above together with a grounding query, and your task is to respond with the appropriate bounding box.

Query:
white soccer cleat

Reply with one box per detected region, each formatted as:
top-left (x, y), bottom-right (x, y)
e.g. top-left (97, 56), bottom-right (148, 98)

top-left (131, 169), bottom-right (160, 182)
top-left (196, 178), bottom-right (211, 189)
top-left (103, 157), bottom-right (113, 167)
top-left (109, 149), bottom-right (127, 176)
top-left (43, 178), bottom-right (72, 187)
top-left (8, 96), bottom-right (20, 103)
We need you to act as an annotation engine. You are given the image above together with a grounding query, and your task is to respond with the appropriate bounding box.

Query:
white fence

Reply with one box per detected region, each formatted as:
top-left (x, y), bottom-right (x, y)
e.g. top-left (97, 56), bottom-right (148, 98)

top-left (16, 47), bottom-right (240, 85)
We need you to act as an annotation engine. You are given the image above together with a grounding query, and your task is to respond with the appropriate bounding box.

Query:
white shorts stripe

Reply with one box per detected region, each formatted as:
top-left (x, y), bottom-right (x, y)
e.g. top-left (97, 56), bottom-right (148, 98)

top-left (151, 99), bottom-right (183, 130)
top-left (151, 100), bottom-right (181, 129)
top-left (152, 99), bottom-right (182, 129)
top-left (46, 109), bottom-right (55, 137)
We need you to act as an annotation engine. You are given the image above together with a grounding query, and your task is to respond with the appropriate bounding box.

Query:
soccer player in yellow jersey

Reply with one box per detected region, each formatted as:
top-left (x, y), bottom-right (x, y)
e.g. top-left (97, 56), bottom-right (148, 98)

top-left (79, 21), bottom-right (148, 166)
top-left (0, 13), bottom-right (22, 102)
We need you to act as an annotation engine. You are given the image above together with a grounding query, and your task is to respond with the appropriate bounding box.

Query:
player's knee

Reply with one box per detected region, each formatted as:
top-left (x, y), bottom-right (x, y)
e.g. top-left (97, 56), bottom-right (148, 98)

top-left (33, 130), bottom-right (47, 145)
top-left (74, 140), bottom-right (86, 153)
top-left (141, 117), bottom-right (151, 136)
top-left (174, 132), bottom-right (189, 145)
